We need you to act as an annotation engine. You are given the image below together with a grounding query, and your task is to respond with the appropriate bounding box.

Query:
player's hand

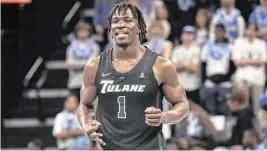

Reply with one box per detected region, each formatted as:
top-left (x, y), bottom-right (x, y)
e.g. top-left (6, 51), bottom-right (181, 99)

top-left (145, 107), bottom-right (164, 126)
top-left (84, 120), bottom-right (106, 145)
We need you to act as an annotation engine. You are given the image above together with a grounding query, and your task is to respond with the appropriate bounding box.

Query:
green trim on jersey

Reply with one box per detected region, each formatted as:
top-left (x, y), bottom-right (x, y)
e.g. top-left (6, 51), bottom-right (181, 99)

top-left (157, 132), bottom-right (164, 151)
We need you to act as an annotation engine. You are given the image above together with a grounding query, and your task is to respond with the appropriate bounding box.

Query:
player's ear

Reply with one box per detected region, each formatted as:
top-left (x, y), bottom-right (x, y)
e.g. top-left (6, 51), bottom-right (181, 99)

top-left (137, 27), bottom-right (140, 34)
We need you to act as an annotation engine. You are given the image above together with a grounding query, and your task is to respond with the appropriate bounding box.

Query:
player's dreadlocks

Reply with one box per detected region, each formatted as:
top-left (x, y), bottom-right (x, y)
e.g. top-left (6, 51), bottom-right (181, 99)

top-left (107, 0), bottom-right (147, 43)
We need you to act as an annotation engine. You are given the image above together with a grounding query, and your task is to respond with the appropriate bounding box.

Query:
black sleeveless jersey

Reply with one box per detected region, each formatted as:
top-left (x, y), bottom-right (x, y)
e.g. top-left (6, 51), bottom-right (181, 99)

top-left (95, 48), bottom-right (165, 150)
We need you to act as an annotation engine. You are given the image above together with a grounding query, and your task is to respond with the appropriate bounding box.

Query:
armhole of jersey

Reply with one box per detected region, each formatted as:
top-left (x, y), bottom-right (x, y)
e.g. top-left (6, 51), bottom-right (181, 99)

top-left (95, 52), bottom-right (105, 94)
top-left (149, 52), bottom-right (160, 87)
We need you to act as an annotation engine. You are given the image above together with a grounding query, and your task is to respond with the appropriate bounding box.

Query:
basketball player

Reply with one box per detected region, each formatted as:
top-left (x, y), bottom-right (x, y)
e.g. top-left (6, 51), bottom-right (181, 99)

top-left (77, 1), bottom-right (189, 150)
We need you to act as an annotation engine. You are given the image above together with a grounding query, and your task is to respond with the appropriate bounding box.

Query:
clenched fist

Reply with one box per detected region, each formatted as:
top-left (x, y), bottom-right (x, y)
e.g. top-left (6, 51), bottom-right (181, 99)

top-left (84, 120), bottom-right (106, 145)
top-left (144, 107), bottom-right (165, 126)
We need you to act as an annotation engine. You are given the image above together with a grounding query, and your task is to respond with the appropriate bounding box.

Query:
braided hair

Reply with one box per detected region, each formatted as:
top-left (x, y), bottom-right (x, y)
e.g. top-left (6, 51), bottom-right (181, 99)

top-left (107, 0), bottom-right (147, 43)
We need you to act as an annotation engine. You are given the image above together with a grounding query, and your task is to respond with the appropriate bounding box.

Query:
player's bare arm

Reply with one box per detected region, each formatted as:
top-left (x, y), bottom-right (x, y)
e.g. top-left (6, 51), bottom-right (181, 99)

top-left (77, 57), bottom-right (105, 145)
top-left (145, 57), bottom-right (190, 126)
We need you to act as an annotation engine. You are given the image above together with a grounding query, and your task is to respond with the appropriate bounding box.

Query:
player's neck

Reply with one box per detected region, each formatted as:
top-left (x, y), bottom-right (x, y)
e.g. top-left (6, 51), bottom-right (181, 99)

top-left (113, 43), bottom-right (142, 59)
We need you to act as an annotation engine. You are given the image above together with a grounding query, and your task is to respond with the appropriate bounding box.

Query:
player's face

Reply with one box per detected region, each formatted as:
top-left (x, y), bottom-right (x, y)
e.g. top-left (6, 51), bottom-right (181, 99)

top-left (111, 8), bottom-right (139, 48)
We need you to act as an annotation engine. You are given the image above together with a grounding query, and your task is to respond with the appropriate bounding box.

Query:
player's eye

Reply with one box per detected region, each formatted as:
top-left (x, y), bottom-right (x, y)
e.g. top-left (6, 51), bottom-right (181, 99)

top-left (125, 19), bottom-right (131, 23)
top-left (112, 20), bottom-right (118, 24)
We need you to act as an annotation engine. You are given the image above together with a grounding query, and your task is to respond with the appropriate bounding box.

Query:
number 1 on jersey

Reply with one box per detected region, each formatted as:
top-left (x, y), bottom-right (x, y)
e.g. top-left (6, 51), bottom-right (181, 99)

top-left (117, 96), bottom-right (126, 119)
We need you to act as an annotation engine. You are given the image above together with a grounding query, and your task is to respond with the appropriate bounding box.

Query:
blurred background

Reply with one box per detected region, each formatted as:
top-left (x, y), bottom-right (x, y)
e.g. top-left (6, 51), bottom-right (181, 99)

top-left (1, 0), bottom-right (267, 150)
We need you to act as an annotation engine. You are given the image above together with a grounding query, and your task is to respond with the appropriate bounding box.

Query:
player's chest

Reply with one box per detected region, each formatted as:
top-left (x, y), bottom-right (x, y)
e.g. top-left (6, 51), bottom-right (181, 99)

top-left (97, 72), bottom-right (155, 95)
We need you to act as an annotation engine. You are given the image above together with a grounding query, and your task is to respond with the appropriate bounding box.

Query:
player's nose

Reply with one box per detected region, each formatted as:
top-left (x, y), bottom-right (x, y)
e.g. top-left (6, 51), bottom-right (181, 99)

top-left (117, 20), bottom-right (126, 28)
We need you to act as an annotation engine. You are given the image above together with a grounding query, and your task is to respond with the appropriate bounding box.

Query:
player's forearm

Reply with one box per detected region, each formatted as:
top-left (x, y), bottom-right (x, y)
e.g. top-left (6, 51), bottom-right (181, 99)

top-left (162, 101), bottom-right (189, 124)
top-left (77, 103), bottom-right (94, 130)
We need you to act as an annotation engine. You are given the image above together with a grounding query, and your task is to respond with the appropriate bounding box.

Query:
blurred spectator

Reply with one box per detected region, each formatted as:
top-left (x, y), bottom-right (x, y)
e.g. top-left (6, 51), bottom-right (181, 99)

top-left (209, 0), bottom-right (245, 42)
top-left (242, 129), bottom-right (260, 150)
top-left (88, 141), bottom-right (103, 150)
top-left (232, 27), bottom-right (266, 114)
top-left (187, 101), bottom-right (217, 149)
top-left (164, 0), bottom-right (197, 30)
top-left (201, 23), bottom-right (234, 115)
top-left (258, 94), bottom-right (267, 139)
top-left (235, 0), bottom-right (257, 23)
top-left (226, 88), bottom-right (255, 146)
top-left (195, 8), bottom-right (210, 47)
top-left (190, 102), bottom-right (217, 136)
top-left (147, 4), bottom-right (171, 40)
top-left (144, 21), bottom-right (173, 59)
top-left (93, 0), bottom-right (119, 45)
top-left (66, 22), bottom-right (100, 100)
top-left (187, 112), bottom-right (206, 146)
top-left (176, 137), bottom-right (191, 150)
top-left (213, 146), bottom-right (229, 151)
top-left (257, 126), bottom-right (267, 149)
top-left (172, 26), bottom-right (201, 105)
top-left (103, 32), bottom-right (113, 51)
top-left (249, 0), bottom-right (267, 43)
top-left (27, 138), bottom-right (45, 150)
top-left (230, 145), bottom-right (244, 150)
top-left (129, 0), bottom-right (163, 21)
top-left (163, 0), bottom-right (198, 45)
top-left (165, 143), bottom-right (178, 150)
top-left (191, 146), bottom-right (206, 150)
top-left (152, 4), bottom-right (181, 44)
top-left (53, 95), bottom-right (91, 150)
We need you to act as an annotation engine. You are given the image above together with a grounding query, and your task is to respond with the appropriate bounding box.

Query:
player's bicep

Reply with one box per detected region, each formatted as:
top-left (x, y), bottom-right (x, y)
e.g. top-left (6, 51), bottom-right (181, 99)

top-left (160, 61), bottom-right (187, 104)
top-left (80, 58), bottom-right (99, 108)
top-left (80, 83), bottom-right (97, 108)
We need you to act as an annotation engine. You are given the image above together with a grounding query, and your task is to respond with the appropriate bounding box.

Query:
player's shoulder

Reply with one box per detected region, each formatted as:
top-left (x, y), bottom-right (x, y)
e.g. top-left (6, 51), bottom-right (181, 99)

top-left (85, 56), bottom-right (100, 70)
top-left (154, 56), bottom-right (175, 73)
top-left (84, 49), bottom-right (111, 70)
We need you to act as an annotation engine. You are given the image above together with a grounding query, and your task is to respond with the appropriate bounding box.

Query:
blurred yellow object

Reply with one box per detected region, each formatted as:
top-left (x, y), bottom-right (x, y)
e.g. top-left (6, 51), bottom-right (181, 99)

top-left (0, 0), bottom-right (31, 3)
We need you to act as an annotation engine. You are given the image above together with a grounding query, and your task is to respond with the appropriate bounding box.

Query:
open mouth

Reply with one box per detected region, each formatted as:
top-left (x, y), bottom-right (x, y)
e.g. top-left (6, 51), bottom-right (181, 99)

top-left (116, 32), bottom-right (129, 37)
